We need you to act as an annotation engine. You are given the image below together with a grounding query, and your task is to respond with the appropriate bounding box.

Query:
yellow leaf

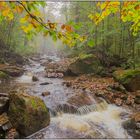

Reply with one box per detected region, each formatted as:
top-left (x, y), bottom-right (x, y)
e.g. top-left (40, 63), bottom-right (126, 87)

top-left (97, 2), bottom-right (101, 7)
top-left (2, 8), bottom-right (10, 17)
top-left (58, 32), bottom-right (63, 39)
top-left (43, 31), bottom-right (49, 36)
top-left (8, 12), bottom-right (14, 20)
top-left (21, 24), bottom-right (33, 33)
top-left (0, 2), bottom-right (6, 10)
top-left (20, 17), bottom-right (27, 24)
top-left (15, 6), bottom-right (23, 13)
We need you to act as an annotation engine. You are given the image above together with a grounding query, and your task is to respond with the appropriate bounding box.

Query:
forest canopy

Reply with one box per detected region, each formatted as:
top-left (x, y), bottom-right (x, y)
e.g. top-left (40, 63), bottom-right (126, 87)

top-left (0, 1), bottom-right (140, 68)
top-left (0, 1), bottom-right (140, 45)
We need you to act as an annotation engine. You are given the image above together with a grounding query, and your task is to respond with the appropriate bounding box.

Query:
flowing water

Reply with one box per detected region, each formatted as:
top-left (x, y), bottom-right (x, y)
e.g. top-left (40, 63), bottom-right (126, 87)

top-left (4, 54), bottom-right (132, 139)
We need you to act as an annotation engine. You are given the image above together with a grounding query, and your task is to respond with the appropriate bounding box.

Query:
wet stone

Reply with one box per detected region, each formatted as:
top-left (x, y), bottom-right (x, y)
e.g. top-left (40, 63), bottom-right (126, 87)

top-left (0, 93), bottom-right (9, 97)
top-left (0, 113), bottom-right (12, 131)
top-left (123, 112), bottom-right (140, 138)
top-left (32, 75), bottom-right (39, 81)
top-left (5, 128), bottom-right (19, 139)
top-left (40, 82), bottom-right (51, 85)
top-left (0, 96), bottom-right (9, 114)
top-left (42, 91), bottom-right (50, 96)
top-left (114, 98), bottom-right (123, 106)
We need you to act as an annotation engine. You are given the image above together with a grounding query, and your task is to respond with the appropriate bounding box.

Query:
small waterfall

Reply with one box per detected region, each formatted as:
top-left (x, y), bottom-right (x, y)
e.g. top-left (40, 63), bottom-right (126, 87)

top-left (77, 99), bottom-right (108, 115)
top-left (50, 103), bottom-right (131, 139)
top-left (50, 98), bottom-right (108, 116)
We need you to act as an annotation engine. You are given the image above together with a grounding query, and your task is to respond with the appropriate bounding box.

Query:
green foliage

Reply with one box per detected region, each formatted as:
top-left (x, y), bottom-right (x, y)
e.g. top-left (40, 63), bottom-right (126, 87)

top-left (0, 71), bottom-right (9, 79)
top-left (113, 69), bottom-right (140, 84)
top-left (79, 53), bottom-right (93, 59)
top-left (88, 39), bottom-right (94, 47)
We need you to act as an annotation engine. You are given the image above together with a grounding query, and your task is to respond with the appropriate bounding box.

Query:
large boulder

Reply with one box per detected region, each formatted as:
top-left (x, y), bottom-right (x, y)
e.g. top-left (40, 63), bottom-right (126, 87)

top-left (0, 64), bottom-right (24, 77)
top-left (8, 92), bottom-right (50, 137)
top-left (67, 55), bottom-right (101, 75)
top-left (113, 69), bottom-right (140, 91)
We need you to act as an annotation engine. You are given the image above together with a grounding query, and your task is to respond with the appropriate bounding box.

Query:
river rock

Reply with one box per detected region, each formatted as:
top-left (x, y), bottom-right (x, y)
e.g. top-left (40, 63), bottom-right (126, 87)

top-left (113, 69), bottom-right (140, 91)
top-left (45, 58), bottom-right (77, 77)
top-left (42, 91), bottom-right (50, 96)
top-left (5, 128), bottom-right (19, 139)
top-left (8, 92), bottom-right (50, 137)
top-left (68, 92), bottom-right (93, 107)
top-left (134, 91), bottom-right (140, 104)
top-left (63, 81), bottom-right (72, 87)
top-left (0, 93), bottom-right (9, 114)
top-left (114, 98), bottom-right (122, 106)
top-left (0, 97), bottom-right (9, 114)
top-left (32, 75), bottom-right (39, 82)
top-left (123, 112), bottom-right (140, 138)
top-left (46, 72), bottom-right (64, 78)
top-left (0, 64), bottom-right (24, 77)
top-left (0, 113), bottom-right (12, 138)
top-left (67, 55), bottom-right (100, 75)
top-left (40, 82), bottom-right (50, 85)
top-left (108, 83), bottom-right (126, 93)
top-left (0, 93), bottom-right (9, 97)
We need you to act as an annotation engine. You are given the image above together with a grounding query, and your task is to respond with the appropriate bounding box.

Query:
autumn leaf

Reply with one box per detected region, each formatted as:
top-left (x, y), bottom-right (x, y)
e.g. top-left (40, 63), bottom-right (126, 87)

top-left (48, 23), bottom-right (56, 29)
top-left (65, 25), bottom-right (73, 32)
top-left (43, 31), bottom-right (49, 36)
top-left (20, 17), bottom-right (27, 24)
top-left (2, 8), bottom-right (10, 17)
top-left (58, 32), bottom-right (63, 39)
top-left (8, 12), bottom-right (14, 20)
top-left (61, 24), bottom-right (65, 30)
top-left (30, 20), bottom-right (38, 28)
top-left (15, 6), bottom-right (23, 13)
top-left (21, 24), bottom-right (33, 33)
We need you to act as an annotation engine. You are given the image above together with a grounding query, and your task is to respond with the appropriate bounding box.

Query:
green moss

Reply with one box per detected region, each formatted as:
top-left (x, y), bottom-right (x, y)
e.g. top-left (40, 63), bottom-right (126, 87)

top-left (0, 71), bottom-right (9, 79)
top-left (31, 99), bottom-right (37, 109)
top-left (27, 96), bottom-right (47, 111)
top-left (79, 53), bottom-right (93, 60)
top-left (8, 93), bottom-right (50, 136)
top-left (113, 69), bottom-right (140, 84)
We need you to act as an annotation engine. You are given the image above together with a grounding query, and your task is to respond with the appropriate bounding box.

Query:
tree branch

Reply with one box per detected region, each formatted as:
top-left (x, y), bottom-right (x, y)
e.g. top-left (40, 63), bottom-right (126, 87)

top-left (17, 1), bottom-right (50, 30)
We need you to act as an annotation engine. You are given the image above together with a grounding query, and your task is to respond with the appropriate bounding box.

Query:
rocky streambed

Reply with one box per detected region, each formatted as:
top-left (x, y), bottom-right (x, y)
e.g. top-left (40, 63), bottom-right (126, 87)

top-left (0, 54), bottom-right (139, 139)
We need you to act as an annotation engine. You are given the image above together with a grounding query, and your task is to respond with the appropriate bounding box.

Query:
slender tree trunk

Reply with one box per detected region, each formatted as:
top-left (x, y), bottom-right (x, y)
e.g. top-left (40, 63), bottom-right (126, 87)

top-left (119, 2), bottom-right (123, 57)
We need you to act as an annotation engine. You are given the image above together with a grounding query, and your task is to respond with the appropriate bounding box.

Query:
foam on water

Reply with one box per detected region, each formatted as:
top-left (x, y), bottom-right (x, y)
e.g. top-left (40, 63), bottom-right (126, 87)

top-left (51, 104), bottom-right (130, 138)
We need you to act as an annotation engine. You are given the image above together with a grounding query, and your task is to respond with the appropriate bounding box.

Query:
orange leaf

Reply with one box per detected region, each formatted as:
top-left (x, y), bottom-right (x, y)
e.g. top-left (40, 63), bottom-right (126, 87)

top-left (48, 23), bottom-right (56, 29)
top-left (65, 25), bottom-right (73, 32)
top-left (61, 24), bottom-right (65, 30)
top-left (134, 5), bottom-right (140, 10)
top-left (15, 6), bottom-right (23, 13)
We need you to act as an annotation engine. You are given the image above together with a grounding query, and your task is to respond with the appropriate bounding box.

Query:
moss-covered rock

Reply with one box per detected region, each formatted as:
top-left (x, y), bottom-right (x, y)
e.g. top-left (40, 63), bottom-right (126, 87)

top-left (0, 71), bottom-right (9, 79)
top-left (113, 69), bottom-right (140, 91)
top-left (68, 55), bottom-right (101, 75)
top-left (8, 92), bottom-right (50, 137)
